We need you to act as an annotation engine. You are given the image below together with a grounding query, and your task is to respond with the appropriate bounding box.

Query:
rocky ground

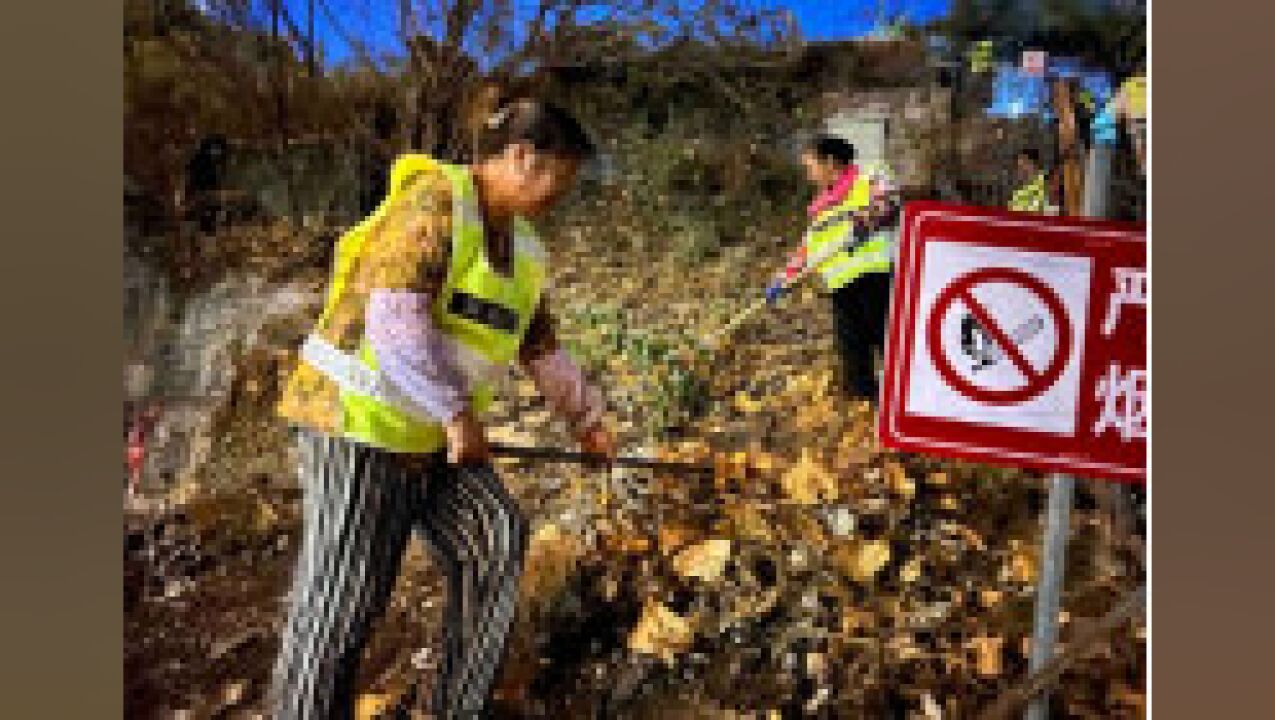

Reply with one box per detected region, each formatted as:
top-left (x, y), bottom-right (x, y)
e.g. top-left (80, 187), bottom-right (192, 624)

top-left (124, 225), bottom-right (1145, 719)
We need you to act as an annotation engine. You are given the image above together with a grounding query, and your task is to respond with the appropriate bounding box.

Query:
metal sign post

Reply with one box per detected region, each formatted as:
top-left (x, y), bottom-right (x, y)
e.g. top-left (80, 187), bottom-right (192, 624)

top-left (1024, 473), bottom-right (1074, 720)
top-left (1024, 86), bottom-right (1118, 720)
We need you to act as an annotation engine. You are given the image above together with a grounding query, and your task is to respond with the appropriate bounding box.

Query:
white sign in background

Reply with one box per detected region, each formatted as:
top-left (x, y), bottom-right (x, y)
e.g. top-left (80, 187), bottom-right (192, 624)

top-left (904, 241), bottom-right (1093, 436)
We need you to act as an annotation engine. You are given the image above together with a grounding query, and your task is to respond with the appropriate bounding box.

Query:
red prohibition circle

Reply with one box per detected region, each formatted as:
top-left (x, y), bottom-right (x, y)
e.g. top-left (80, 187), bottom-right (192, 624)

top-left (926, 267), bottom-right (1073, 405)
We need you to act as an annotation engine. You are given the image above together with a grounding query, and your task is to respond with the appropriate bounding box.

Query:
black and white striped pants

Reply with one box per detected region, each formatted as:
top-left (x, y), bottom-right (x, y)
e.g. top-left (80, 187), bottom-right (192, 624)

top-left (271, 428), bottom-right (528, 719)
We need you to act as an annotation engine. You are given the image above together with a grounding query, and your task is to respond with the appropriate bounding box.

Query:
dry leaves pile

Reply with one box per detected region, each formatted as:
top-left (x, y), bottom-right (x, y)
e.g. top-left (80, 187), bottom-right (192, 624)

top-left (126, 224), bottom-right (1144, 718)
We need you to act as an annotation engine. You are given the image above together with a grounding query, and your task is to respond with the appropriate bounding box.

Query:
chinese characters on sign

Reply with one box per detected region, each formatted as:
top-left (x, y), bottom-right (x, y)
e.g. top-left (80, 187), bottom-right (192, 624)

top-left (1094, 363), bottom-right (1146, 442)
top-left (1095, 267), bottom-right (1147, 442)
top-left (1101, 268), bottom-right (1147, 337)
top-left (880, 202), bottom-right (1147, 483)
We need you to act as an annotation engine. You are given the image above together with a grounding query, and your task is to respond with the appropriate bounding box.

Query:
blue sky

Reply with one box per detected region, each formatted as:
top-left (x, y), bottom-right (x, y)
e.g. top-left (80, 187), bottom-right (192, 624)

top-left (281, 1), bottom-right (953, 68)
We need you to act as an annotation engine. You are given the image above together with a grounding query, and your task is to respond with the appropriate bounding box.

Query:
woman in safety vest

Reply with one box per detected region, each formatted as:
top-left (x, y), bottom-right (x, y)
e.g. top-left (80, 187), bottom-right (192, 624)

top-left (1008, 147), bottom-right (1056, 214)
top-left (271, 87), bottom-right (615, 719)
top-left (765, 135), bottom-right (899, 401)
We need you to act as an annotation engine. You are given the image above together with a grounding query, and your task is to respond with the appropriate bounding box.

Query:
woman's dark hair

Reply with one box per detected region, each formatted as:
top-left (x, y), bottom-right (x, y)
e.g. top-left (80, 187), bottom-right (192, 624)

top-left (1018, 148), bottom-right (1041, 165)
top-left (468, 83), bottom-right (595, 161)
top-left (804, 134), bottom-right (856, 167)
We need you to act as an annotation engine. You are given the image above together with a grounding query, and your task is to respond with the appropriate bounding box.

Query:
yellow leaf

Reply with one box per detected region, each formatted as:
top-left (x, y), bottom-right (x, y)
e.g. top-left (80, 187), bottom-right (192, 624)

top-left (604, 531), bottom-right (652, 555)
top-left (835, 539), bottom-right (892, 582)
top-left (969, 636), bottom-right (1005, 677)
top-left (750, 450), bottom-right (780, 473)
top-left (628, 600), bottom-right (694, 664)
top-left (900, 557), bottom-right (921, 583)
top-left (724, 503), bottom-right (776, 543)
top-left (1005, 540), bottom-right (1039, 583)
top-left (486, 424), bottom-right (536, 447)
top-left (812, 370), bottom-right (833, 397)
top-left (841, 607), bottom-right (875, 634)
top-left (733, 391), bottom-right (764, 414)
top-left (523, 409), bottom-right (551, 427)
top-left (712, 451), bottom-right (751, 482)
top-left (780, 449), bottom-right (838, 505)
top-left (658, 521), bottom-right (700, 556)
top-left (356, 694), bottom-right (392, 719)
top-left (885, 462), bottom-right (915, 500)
top-left (672, 538), bottom-right (733, 582)
top-left (852, 539), bottom-right (892, 581)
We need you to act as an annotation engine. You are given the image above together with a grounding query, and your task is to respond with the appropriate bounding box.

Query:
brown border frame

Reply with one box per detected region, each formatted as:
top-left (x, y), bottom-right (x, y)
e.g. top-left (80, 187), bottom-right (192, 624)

top-left (0, 2), bottom-right (123, 716)
top-left (1152, 3), bottom-right (1275, 718)
top-left (5, 2), bottom-right (1273, 717)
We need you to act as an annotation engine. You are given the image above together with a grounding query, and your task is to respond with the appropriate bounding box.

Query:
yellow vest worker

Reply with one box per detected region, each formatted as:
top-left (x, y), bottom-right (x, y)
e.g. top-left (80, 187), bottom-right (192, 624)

top-left (769, 136), bottom-right (899, 401)
top-left (1009, 171), bottom-right (1049, 213)
top-left (803, 167), bottom-right (894, 291)
top-left (279, 155), bottom-right (548, 453)
top-left (1008, 148), bottom-right (1054, 214)
top-left (269, 93), bottom-right (613, 720)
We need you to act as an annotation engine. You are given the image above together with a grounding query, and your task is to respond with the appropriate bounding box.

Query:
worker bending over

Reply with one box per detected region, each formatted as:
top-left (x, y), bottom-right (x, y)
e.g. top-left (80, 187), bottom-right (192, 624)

top-left (272, 87), bottom-right (615, 719)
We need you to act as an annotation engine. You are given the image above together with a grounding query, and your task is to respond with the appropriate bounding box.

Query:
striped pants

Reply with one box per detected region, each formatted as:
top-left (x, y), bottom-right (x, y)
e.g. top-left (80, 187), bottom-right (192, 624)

top-left (271, 429), bottom-right (528, 719)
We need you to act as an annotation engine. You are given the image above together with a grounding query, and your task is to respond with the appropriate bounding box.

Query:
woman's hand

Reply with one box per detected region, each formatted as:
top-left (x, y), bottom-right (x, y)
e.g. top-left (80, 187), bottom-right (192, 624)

top-left (444, 409), bottom-right (490, 465)
top-left (576, 422), bottom-right (617, 463)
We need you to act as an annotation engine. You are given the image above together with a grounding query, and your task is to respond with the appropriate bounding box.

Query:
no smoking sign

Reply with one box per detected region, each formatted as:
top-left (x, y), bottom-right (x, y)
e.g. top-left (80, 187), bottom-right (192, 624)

top-left (881, 203), bottom-right (1146, 483)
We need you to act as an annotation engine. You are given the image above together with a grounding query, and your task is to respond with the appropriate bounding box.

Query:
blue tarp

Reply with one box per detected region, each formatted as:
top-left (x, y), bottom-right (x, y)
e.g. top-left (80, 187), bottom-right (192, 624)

top-left (985, 57), bottom-right (1115, 121)
top-left (1079, 70), bottom-right (1114, 108)
top-left (987, 63), bottom-right (1051, 119)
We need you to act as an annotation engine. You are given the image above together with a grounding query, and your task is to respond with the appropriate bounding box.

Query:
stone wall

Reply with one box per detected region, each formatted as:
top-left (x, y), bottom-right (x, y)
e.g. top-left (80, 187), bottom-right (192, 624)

top-left (819, 86), bottom-right (953, 193)
top-left (124, 252), bottom-right (323, 492)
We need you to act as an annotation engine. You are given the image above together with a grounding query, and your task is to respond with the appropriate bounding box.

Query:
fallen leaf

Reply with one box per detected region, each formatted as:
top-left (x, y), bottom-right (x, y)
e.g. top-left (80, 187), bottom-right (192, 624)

top-left (658, 521), bottom-right (700, 556)
top-left (628, 600), bottom-right (694, 664)
top-left (672, 538), bottom-right (733, 582)
top-left (605, 532), bottom-right (652, 555)
top-left (523, 409), bottom-right (552, 427)
top-left (900, 557), bottom-right (922, 583)
top-left (835, 539), bottom-right (891, 582)
top-left (969, 636), bottom-right (1004, 677)
top-left (1005, 540), bottom-right (1039, 583)
top-left (356, 694), bottom-right (392, 719)
top-left (841, 607), bottom-right (876, 634)
top-left (750, 450), bottom-right (780, 473)
top-left (780, 449), bottom-right (838, 505)
top-left (885, 462), bottom-right (915, 500)
top-left (733, 391), bottom-right (764, 414)
top-left (724, 503), bottom-right (776, 542)
top-left (485, 424), bottom-right (536, 447)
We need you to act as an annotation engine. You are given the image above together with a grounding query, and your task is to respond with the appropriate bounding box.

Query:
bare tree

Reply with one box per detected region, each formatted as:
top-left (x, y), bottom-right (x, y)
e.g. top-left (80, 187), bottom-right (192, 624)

top-left (379, 0), bottom-right (795, 155)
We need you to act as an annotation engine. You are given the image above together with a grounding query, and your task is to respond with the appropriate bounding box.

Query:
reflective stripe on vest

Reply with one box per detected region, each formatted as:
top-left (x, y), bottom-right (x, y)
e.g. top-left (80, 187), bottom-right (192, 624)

top-left (300, 156), bottom-right (546, 453)
top-left (300, 335), bottom-right (498, 413)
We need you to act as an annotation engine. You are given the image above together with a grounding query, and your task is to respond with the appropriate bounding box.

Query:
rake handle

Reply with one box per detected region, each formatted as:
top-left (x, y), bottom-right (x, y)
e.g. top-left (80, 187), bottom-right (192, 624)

top-left (702, 218), bottom-right (874, 349)
top-left (487, 442), bottom-right (715, 477)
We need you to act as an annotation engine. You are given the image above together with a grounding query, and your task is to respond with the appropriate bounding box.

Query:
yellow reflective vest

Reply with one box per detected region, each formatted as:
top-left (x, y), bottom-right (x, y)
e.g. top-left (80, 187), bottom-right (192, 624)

top-left (1121, 75), bottom-right (1147, 120)
top-left (803, 169), bottom-right (893, 292)
top-left (278, 155), bottom-right (548, 453)
top-left (1009, 172), bottom-right (1048, 213)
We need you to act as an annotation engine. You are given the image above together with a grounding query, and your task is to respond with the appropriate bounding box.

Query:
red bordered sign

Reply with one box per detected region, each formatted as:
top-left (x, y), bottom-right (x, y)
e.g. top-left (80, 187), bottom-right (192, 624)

top-left (880, 202), bottom-right (1146, 483)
